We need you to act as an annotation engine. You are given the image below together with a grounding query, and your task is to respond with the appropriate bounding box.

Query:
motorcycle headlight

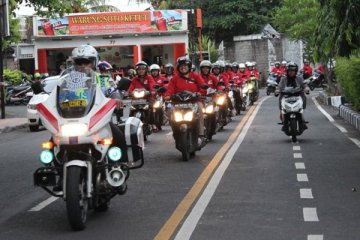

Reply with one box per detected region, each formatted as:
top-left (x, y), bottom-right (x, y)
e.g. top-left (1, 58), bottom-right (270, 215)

top-left (153, 101), bottom-right (161, 108)
top-left (108, 147), bottom-right (122, 162)
top-left (248, 84), bottom-right (253, 90)
top-left (39, 150), bottom-right (54, 164)
top-left (216, 96), bottom-right (226, 105)
top-left (134, 90), bottom-right (145, 98)
top-left (184, 111), bottom-right (194, 121)
top-left (205, 105), bottom-right (214, 114)
top-left (174, 111), bottom-right (183, 122)
top-left (60, 123), bottom-right (88, 137)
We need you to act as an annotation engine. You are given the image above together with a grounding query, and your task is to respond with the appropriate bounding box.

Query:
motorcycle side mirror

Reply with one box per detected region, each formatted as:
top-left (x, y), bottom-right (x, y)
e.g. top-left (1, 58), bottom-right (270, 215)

top-left (200, 84), bottom-right (209, 90)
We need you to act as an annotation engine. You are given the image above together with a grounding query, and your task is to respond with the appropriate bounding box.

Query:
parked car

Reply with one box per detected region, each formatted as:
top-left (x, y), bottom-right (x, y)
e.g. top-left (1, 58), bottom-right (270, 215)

top-left (27, 76), bottom-right (60, 131)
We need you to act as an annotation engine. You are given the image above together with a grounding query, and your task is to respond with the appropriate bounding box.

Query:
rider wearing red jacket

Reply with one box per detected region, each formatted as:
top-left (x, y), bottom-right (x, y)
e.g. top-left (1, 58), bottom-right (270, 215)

top-left (127, 61), bottom-right (156, 93)
top-left (200, 60), bottom-right (218, 89)
top-left (271, 61), bottom-right (282, 74)
top-left (302, 59), bottom-right (313, 79)
top-left (247, 62), bottom-right (260, 79)
top-left (150, 64), bottom-right (167, 88)
top-left (164, 56), bottom-right (208, 137)
top-left (225, 62), bottom-right (235, 81)
top-left (238, 63), bottom-right (249, 86)
top-left (212, 61), bottom-right (229, 90)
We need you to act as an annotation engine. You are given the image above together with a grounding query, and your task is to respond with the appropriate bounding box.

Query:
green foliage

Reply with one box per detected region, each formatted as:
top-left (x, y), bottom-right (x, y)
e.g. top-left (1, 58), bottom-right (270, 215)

top-left (1, 0), bottom-right (21, 49)
top-left (189, 35), bottom-right (218, 62)
top-left (314, 0), bottom-right (360, 61)
top-left (3, 69), bottom-right (23, 85)
top-left (335, 55), bottom-right (360, 110)
top-left (272, 0), bottom-right (319, 42)
top-left (161, 0), bottom-right (282, 43)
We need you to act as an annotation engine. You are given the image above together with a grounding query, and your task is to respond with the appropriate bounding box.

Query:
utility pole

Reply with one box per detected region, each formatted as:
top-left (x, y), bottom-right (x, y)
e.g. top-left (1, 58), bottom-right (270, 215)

top-left (0, 0), bottom-right (10, 119)
top-left (188, 0), bottom-right (196, 63)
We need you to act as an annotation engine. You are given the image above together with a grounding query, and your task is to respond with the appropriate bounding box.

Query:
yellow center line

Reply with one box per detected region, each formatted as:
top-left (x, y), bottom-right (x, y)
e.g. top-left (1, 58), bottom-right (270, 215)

top-left (154, 100), bottom-right (260, 240)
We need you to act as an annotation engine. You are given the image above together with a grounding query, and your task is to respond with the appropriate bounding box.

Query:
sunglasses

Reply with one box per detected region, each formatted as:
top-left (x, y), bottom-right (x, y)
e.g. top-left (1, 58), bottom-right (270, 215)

top-left (74, 58), bottom-right (92, 65)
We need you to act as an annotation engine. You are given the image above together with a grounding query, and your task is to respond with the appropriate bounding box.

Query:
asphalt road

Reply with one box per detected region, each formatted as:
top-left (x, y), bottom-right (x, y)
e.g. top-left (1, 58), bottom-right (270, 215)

top-left (0, 90), bottom-right (359, 240)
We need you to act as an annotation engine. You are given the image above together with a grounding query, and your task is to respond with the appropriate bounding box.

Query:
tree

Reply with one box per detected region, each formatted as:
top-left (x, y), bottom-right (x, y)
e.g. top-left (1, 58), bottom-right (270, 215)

top-left (314, 0), bottom-right (360, 61)
top-left (272, 0), bottom-right (319, 43)
top-left (159, 0), bottom-right (282, 43)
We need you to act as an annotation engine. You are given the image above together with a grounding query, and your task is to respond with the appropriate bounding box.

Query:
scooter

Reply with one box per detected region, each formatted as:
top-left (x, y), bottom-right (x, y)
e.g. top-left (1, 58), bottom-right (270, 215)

top-left (203, 88), bottom-right (217, 141)
top-left (266, 73), bottom-right (279, 95)
top-left (307, 70), bottom-right (325, 90)
top-left (33, 68), bottom-right (144, 230)
top-left (170, 91), bottom-right (205, 161)
top-left (152, 85), bottom-right (167, 131)
top-left (129, 88), bottom-right (152, 141)
top-left (277, 87), bottom-right (308, 142)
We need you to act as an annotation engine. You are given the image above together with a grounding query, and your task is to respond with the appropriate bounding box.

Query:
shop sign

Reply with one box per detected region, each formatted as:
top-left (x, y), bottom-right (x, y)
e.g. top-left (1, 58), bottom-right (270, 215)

top-left (35, 10), bottom-right (187, 37)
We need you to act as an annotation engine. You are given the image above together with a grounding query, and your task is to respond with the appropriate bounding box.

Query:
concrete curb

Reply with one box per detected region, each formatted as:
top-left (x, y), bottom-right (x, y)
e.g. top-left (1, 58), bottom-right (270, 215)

top-left (317, 91), bottom-right (360, 131)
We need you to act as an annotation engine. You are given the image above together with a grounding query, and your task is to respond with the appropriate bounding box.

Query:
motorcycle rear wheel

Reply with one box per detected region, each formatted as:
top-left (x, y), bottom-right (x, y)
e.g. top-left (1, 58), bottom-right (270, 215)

top-left (66, 166), bottom-right (88, 231)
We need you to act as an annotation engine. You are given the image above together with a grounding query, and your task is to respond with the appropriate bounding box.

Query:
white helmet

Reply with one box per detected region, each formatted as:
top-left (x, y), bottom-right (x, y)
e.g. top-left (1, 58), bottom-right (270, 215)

top-left (72, 45), bottom-right (99, 68)
top-left (252, 61), bottom-right (257, 66)
top-left (239, 63), bottom-right (246, 68)
top-left (281, 60), bottom-right (287, 65)
top-left (149, 64), bottom-right (161, 71)
top-left (245, 61), bottom-right (251, 67)
top-left (247, 62), bottom-right (254, 67)
top-left (217, 60), bottom-right (225, 68)
top-left (200, 60), bottom-right (212, 68)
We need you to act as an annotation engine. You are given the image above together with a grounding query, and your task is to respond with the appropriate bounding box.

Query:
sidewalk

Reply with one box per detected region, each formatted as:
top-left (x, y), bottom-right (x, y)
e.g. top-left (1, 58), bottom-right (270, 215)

top-left (0, 118), bottom-right (28, 133)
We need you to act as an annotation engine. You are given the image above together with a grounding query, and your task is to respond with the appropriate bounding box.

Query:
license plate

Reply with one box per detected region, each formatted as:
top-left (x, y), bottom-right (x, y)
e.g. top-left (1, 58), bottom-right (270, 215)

top-left (286, 97), bottom-right (298, 102)
top-left (61, 99), bottom-right (87, 108)
top-left (132, 99), bottom-right (147, 105)
top-left (174, 103), bottom-right (194, 108)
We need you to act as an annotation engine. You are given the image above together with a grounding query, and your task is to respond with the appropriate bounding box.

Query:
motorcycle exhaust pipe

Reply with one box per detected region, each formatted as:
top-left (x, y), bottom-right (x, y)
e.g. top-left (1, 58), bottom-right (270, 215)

top-left (106, 167), bottom-right (126, 187)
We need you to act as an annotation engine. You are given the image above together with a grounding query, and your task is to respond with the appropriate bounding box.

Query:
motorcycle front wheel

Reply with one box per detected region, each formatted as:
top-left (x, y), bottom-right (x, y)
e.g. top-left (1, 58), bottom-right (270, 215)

top-left (66, 166), bottom-right (88, 231)
top-left (179, 132), bottom-right (190, 161)
top-left (290, 118), bottom-right (298, 143)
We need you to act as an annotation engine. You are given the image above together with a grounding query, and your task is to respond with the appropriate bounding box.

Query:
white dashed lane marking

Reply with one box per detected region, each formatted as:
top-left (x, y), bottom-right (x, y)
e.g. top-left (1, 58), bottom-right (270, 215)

top-left (29, 196), bottom-right (59, 212)
top-left (297, 173), bottom-right (309, 182)
top-left (295, 162), bottom-right (306, 169)
top-left (294, 153), bottom-right (303, 158)
top-left (308, 235), bottom-right (323, 240)
top-left (303, 208), bottom-right (319, 222)
top-left (300, 188), bottom-right (314, 199)
top-left (293, 146), bottom-right (301, 151)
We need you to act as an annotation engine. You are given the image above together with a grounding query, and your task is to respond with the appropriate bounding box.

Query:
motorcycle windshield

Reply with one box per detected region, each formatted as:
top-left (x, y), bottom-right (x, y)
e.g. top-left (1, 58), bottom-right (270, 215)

top-left (57, 67), bottom-right (96, 118)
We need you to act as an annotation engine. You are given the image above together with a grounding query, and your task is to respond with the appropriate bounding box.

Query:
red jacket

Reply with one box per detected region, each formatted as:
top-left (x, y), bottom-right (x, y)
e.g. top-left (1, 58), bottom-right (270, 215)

top-left (248, 70), bottom-right (260, 79)
top-left (213, 73), bottom-right (229, 90)
top-left (153, 75), bottom-right (167, 87)
top-left (303, 64), bottom-right (313, 75)
top-left (271, 67), bottom-right (282, 74)
top-left (201, 74), bottom-right (218, 89)
top-left (128, 75), bottom-right (155, 93)
top-left (165, 72), bottom-right (207, 97)
top-left (225, 70), bottom-right (235, 81)
top-left (238, 71), bottom-right (249, 85)
top-left (280, 66), bottom-right (286, 74)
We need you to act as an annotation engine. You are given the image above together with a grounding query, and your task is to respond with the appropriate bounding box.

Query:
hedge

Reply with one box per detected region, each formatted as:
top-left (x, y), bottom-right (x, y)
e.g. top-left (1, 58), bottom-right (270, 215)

top-left (335, 55), bottom-right (360, 111)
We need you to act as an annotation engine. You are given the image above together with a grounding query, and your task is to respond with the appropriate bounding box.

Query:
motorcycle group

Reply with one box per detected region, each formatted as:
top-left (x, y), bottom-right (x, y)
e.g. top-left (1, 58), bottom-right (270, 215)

top-left (30, 44), bottom-right (314, 230)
